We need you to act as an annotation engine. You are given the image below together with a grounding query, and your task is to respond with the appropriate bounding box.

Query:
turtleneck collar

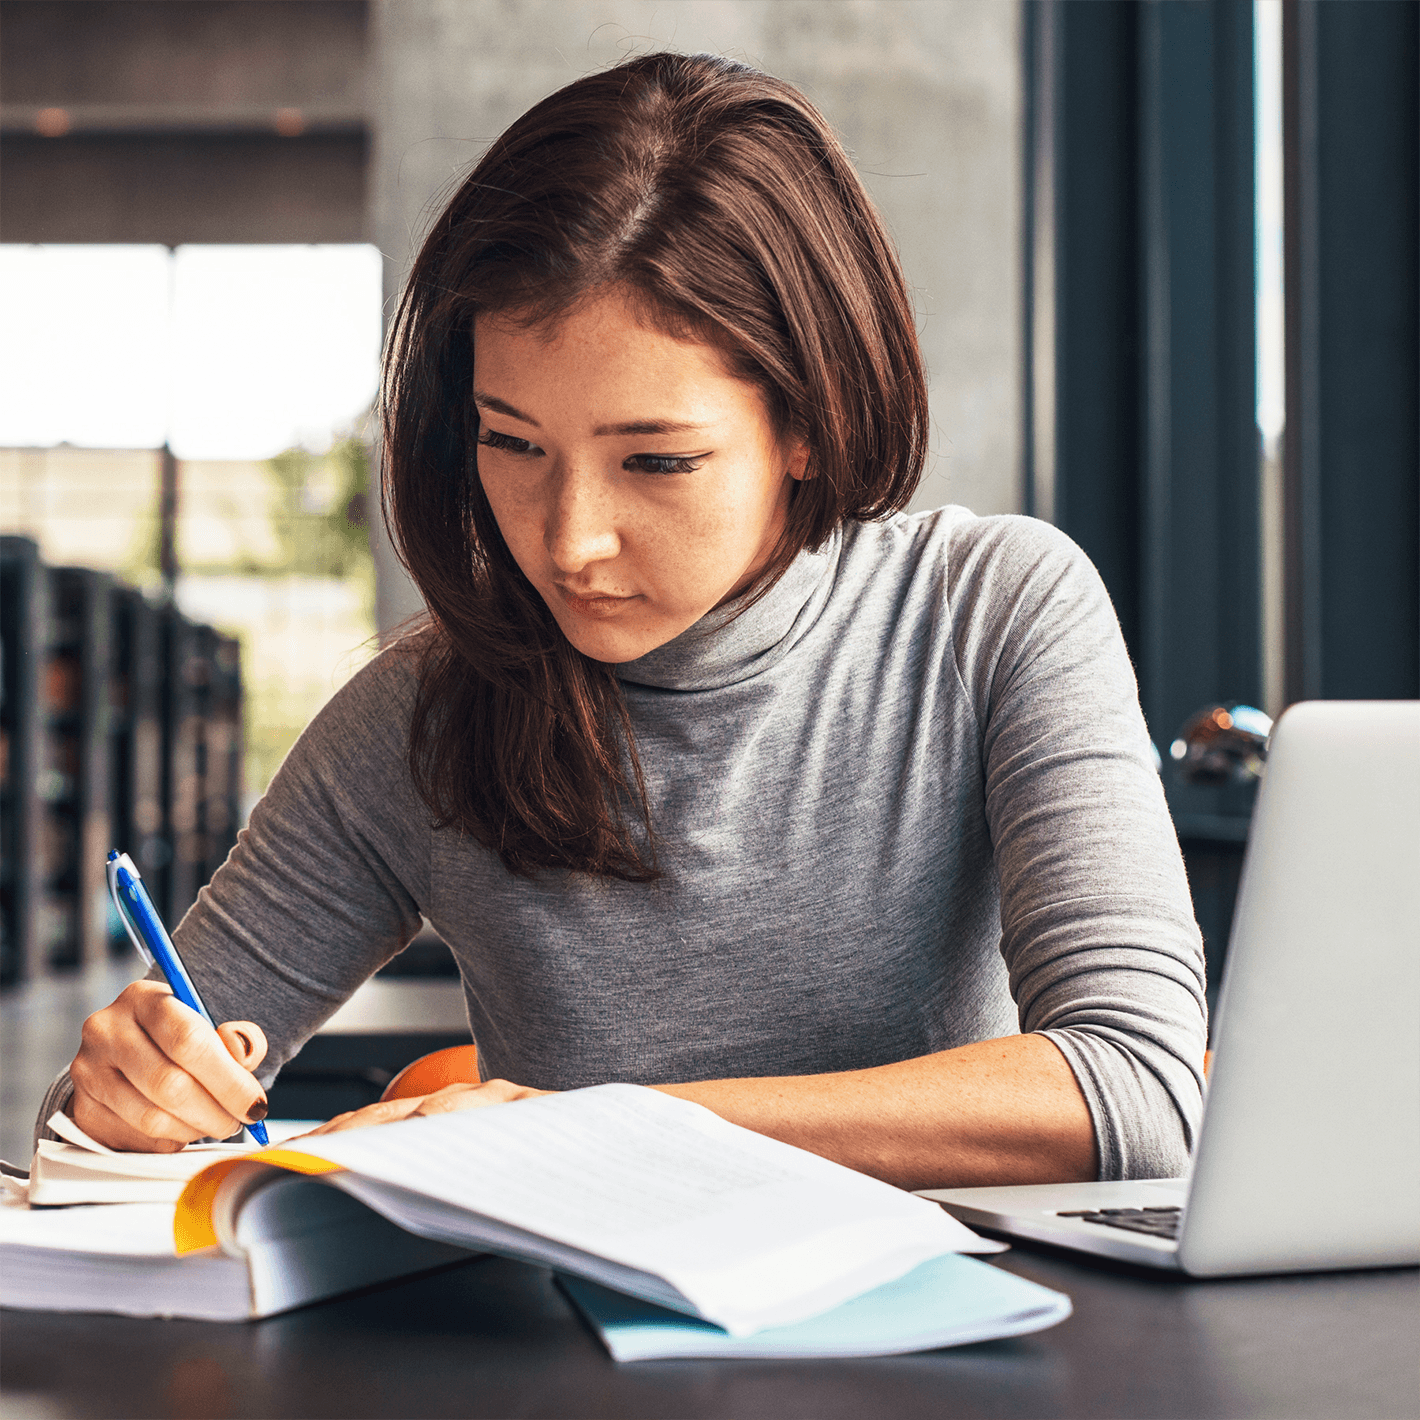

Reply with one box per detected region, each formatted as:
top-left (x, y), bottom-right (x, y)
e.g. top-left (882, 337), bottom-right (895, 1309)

top-left (614, 529), bottom-right (843, 692)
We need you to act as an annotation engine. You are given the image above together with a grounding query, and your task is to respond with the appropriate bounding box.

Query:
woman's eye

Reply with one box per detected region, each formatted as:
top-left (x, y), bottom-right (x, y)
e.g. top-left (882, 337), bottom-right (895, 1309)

top-left (477, 429), bottom-right (539, 457)
top-left (624, 454), bottom-right (705, 475)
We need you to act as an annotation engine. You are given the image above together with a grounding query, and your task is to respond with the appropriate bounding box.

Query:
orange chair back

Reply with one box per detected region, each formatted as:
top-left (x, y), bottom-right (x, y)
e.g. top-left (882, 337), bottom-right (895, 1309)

top-left (381, 1044), bottom-right (480, 1102)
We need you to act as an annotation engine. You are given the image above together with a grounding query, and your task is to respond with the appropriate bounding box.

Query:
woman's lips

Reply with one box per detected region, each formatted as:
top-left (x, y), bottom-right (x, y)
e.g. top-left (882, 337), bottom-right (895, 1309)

top-left (557, 586), bottom-right (639, 618)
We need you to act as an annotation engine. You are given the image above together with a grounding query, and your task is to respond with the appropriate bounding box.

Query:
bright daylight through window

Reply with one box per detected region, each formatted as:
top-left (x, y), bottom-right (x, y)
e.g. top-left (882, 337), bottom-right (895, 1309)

top-left (0, 243), bottom-right (384, 803)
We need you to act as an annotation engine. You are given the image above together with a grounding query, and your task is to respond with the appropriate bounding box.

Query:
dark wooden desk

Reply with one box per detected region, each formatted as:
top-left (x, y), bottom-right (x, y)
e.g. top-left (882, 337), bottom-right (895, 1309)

top-left (3, 1246), bottom-right (1416, 1419)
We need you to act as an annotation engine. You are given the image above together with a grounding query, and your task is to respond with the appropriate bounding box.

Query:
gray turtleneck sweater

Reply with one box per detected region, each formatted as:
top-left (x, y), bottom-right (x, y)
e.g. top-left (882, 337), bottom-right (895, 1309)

top-left (40, 508), bottom-right (1207, 1179)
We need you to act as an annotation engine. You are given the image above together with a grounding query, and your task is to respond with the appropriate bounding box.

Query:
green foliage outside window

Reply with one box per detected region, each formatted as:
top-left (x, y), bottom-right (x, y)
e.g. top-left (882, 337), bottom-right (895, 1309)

top-left (266, 438), bottom-right (373, 581)
top-left (124, 437), bottom-right (378, 798)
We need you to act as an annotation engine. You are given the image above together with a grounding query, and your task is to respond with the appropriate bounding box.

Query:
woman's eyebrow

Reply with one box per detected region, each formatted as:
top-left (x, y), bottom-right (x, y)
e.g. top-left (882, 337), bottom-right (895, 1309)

top-left (593, 418), bottom-right (709, 437)
top-left (475, 392), bottom-right (709, 439)
top-left (473, 391), bottom-right (538, 426)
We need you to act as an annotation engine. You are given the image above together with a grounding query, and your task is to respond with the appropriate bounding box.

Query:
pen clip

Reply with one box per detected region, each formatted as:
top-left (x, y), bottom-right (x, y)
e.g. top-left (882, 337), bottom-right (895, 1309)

top-left (106, 851), bottom-right (156, 969)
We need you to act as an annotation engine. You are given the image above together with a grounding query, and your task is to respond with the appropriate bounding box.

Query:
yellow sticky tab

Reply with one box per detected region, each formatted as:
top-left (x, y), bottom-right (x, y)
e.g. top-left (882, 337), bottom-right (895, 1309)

top-left (248, 1148), bottom-right (346, 1177)
top-left (174, 1156), bottom-right (247, 1253)
top-left (174, 1147), bottom-right (346, 1254)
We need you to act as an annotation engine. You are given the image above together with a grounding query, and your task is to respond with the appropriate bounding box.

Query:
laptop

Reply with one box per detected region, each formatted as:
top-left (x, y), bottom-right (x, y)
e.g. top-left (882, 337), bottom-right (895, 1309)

top-left (919, 700), bottom-right (1420, 1276)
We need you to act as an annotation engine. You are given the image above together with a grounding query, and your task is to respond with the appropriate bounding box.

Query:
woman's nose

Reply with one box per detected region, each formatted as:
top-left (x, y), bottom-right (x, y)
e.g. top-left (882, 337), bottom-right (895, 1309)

top-left (543, 463), bottom-right (620, 573)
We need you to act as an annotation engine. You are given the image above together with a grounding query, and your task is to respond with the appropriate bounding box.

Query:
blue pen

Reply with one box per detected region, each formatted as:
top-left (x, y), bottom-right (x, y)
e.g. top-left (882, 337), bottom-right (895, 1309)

top-left (105, 850), bottom-right (269, 1146)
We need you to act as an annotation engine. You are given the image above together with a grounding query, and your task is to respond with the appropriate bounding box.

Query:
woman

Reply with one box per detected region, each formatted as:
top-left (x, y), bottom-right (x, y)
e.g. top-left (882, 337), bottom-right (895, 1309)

top-left (52, 53), bottom-right (1206, 1190)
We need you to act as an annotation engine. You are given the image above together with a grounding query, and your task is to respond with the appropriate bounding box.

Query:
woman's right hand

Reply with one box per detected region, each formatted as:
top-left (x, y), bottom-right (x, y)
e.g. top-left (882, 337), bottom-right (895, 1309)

top-left (67, 980), bottom-right (270, 1152)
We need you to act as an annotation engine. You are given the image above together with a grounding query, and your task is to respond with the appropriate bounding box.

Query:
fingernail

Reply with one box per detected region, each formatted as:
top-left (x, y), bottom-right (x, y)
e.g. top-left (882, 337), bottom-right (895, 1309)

top-left (247, 1099), bottom-right (269, 1122)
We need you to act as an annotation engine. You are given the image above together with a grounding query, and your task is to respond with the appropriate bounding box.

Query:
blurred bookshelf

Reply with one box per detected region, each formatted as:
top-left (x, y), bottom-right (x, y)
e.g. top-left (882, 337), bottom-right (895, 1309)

top-left (0, 536), bottom-right (242, 987)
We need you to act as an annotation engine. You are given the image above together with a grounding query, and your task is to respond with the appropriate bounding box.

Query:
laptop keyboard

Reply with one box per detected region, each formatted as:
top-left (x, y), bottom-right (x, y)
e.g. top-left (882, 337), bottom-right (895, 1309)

top-left (1056, 1205), bottom-right (1182, 1239)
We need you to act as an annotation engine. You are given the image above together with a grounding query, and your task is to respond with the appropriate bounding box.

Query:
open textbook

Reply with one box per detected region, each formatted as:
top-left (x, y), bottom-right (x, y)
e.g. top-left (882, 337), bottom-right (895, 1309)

top-left (176, 1086), bottom-right (1003, 1335)
top-left (2, 1085), bottom-right (1067, 1354)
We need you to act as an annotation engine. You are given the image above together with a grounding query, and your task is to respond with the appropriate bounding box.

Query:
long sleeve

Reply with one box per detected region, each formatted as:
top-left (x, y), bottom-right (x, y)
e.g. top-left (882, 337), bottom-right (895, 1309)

top-left (948, 517), bottom-right (1208, 1179)
top-left (33, 642), bottom-right (435, 1152)
top-left (27, 644), bottom-right (426, 1153)
top-left (172, 642), bottom-right (432, 1084)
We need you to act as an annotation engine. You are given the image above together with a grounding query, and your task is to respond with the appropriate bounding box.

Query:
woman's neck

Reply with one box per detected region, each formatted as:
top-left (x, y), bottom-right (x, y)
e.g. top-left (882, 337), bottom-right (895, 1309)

top-left (614, 529), bottom-right (842, 692)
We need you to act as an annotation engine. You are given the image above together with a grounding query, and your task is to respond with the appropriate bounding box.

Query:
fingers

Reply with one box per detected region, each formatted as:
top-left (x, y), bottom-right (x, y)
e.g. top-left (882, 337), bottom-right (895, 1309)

top-left (414, 1081), bottom-right (546, 1115)
top-left (74, 998), bottom-right (242, 1143)
top-left (217, 1020), bottom-right (268, 1074)
top-left (130, 990), bottom-right (269, 1127)
top-left (299, 1081), bottom-right (553, 1138)
top-left (302, 1096), bottom-right (427, 1137)
top-left (69, 1089), bottom-right (186, 1154)
top-left (68, 981), bottom-right (268, 1150)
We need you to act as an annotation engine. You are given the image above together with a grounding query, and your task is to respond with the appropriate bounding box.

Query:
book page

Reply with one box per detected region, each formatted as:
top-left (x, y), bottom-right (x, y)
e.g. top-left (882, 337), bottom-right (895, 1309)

top-left (0, 1196), bottom-right (256, 1321)
top-left (32, 1115), bottom-right (316, 1205)
top-left (36, 1140), bottom-right (252, 1181)
top-left (1, 1196), bottom-right (184, 1256)
top-left (267, 1084), bottom-right (990, 1334)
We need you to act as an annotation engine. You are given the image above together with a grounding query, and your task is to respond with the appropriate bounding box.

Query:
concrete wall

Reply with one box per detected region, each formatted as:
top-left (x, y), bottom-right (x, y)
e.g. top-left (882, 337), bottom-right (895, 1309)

top-left (0, 1), bottom-right (371, 244)
top-left (370, 0), bottom-right (1023, 629)
top-left (1, 0), bottom-right (368, 110)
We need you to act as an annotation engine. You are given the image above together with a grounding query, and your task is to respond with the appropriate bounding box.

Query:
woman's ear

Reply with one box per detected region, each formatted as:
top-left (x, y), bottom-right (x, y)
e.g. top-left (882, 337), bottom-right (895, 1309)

top-left (785, 440), bottom-right (812, 482)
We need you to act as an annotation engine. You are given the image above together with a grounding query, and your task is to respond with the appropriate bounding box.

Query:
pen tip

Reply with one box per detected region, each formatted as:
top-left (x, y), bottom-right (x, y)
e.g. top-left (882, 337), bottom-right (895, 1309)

top-left (107, 850), bottom-right (119, 861)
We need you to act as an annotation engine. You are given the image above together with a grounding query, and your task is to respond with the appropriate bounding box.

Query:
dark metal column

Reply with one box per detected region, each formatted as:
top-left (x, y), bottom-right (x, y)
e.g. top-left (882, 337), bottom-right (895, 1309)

top-left (1138, 0), bottom-right (1260, 747)
top-left (1041, 0), bottom-right (1143, 657)
top-left (159, 442), bottom-right (181, 601)
top-left (1034, 0), bottom-right (1259, 743)
top-left (1283, 0), bottom-right (1420, 703)
top-left (1028, 1), bottom-right (1260, 1008)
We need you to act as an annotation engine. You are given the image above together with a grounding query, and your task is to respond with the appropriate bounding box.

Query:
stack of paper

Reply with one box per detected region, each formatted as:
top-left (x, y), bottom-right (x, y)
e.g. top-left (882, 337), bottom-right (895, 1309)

top-left (0, 1189), bottom-right (473, 1320)
top-left (21, 1113), bottom-right (258, 1205)
top-left (1, 1197), bottom-right (257, 1321)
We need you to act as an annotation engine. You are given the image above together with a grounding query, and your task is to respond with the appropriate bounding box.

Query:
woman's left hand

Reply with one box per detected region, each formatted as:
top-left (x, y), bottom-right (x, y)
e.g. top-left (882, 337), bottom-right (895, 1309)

top-left (300, 1078), bottom-right (553, 1136)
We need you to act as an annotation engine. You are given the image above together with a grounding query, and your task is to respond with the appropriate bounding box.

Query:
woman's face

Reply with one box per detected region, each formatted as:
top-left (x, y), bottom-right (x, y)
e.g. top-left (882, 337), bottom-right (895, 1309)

top-left (472, 288), bottom-right (807, 664)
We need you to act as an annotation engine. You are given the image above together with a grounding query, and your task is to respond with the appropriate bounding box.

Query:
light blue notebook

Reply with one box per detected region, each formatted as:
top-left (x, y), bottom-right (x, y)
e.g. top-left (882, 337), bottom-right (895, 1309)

top-left (559, 1252), bottom-right (1071, 1361)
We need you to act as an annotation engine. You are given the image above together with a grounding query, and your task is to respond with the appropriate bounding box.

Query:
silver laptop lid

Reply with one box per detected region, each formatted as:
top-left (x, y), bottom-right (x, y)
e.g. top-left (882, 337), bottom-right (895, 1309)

top-left (1179, 701), bottom-right (1420, 1276)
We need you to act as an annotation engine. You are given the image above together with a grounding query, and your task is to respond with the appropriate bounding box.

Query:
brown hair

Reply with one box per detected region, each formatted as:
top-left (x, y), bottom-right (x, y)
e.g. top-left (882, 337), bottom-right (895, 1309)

top-left (383, 51), bottom-right (929, 880)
